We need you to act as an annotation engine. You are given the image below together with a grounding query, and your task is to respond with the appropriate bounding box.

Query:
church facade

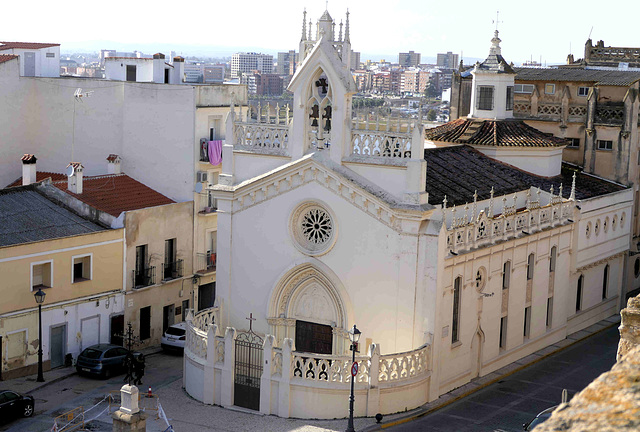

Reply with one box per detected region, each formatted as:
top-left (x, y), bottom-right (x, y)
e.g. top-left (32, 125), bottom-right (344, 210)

top-left (183, 10), bottom-right (632, 419)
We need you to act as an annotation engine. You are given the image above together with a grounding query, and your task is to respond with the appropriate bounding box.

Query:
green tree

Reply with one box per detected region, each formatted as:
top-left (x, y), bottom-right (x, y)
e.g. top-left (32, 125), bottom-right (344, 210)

top-left (427, 109), bottom-right (437, 121)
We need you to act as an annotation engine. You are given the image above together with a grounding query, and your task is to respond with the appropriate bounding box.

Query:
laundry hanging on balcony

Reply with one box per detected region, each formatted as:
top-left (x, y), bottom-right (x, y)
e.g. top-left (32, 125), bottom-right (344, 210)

top-left (208, 140), bottom-right (223, 165)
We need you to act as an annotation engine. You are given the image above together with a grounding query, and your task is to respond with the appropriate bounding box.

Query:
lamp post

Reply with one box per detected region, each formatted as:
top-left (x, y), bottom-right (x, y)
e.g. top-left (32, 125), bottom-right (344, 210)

top-left (346, 324), bottom-right (361, 432)
top-left (34, 288), bottom-right (46, 382)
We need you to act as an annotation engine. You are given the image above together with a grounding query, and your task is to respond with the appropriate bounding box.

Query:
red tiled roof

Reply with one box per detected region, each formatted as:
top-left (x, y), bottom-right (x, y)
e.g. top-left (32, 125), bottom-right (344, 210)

top-left (425, 118), bottom-right (567, 147)
top-left (0, 42), bottom-right (60, 50)
top-left (7, 171), bottom-right (67, 187)
top-left (51, 173), bottom-right (175, 217)
top-left (0, 54), bottom-right (18, 64)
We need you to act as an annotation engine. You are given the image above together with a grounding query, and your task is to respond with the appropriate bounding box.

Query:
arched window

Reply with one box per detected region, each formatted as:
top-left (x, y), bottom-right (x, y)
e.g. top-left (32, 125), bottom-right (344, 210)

top-left (452, 276), bottom-right (462, 344)
top-left (576, 275), bottom-right (584, 312)
top-left (307, 71), bottom-right (332, 150)
top-left (527, 253), bottom-right (535, 280)
top-left (549, 246), bottom-right (557, 273)
top-left (602, 265), bottom-right (609, 300)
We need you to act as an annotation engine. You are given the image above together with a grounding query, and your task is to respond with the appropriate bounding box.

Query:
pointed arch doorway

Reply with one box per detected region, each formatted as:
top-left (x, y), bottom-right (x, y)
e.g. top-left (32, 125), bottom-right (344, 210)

top-left (470, 328), bottom-right (485, 379)
top-left (268, 263), bottom-right (349, 354)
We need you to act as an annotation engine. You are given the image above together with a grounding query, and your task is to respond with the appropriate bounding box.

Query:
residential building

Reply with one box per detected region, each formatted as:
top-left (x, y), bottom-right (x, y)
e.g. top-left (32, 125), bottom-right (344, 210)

top-left (242, 72), bottom-right (283, 96)
top-left (231, 52), bottom-right (273, 78)
top-left (184, 62), bottom-right (204, 83)
top-left (567, 39), bottom-right (640, 68)
top-left (183, 15), bottom-right (631, 421)
top-left (351, 51), bottom-right (361, 71)
top-left (0, 178), bottom-right (124, 379)
top-left (104, 53), bottom-right (184, 84)
top-left (204, 65), bottom-right (225, 83)
top-left (437, 51), bottom-right (459, 69)
top-left (276, 51), bottom-right (298, 75)
top-left (399, 50), bottom-right (421, 67)
top-left (0, 41), bottom-right (60, 77)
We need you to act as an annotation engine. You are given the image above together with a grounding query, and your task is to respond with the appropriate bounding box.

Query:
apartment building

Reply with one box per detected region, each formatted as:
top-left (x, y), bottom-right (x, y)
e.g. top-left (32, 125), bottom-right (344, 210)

top-left (231, 52), bottom-right (273, 78)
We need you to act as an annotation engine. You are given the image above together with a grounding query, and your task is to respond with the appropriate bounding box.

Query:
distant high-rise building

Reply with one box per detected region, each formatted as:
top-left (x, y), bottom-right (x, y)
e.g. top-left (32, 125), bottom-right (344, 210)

top-left (276, 51), bottom-right (298, 75)
top-left (184, 62), bottom-right (204, 83)
top-left (350, 51), bottom-right (361, 71)
top-left (204, 65), bottom-right (225, 83)
top-left (398, 51), bottom-right (421, 67)
top-left (231, 52), bottom-right (273, 78)
top-left (437, 52), bottom-right (459, 69)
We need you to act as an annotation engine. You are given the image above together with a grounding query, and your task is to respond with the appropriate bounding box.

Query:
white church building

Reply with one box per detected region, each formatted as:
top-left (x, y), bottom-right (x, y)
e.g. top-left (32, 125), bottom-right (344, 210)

top-left (183, 11), bottom-right (632, 419)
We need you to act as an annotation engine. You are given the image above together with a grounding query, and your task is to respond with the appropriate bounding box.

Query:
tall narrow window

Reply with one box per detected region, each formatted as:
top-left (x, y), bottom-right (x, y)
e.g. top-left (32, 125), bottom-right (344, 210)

top-left (499, 316), bottom-right (507, 349)
top-left (503, 261), bottom-right (511, 290)
top-left (576, 275), bottom-right (584, 312)
top-left (506, 86), bottom-right (514, 110)
top-left (546, 297), bottom-right (553, 329)
top-left (524, 307), bottom-right (531, 339)
top-left (602, 265), bottom-right (609, 300)
top-left (549, 246), bottom-right (557, 273)
top-left (452, 277), bottom-right (462, 344)
top-left (527, 253), bottom-right (535, 280)
top-left (164, 238), bottom-right (177, 279)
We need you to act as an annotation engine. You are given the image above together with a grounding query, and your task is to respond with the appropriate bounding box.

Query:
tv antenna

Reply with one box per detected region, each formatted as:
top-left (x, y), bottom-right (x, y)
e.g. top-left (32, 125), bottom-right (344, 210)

top-left (72, 88), bottom-right (93, 161)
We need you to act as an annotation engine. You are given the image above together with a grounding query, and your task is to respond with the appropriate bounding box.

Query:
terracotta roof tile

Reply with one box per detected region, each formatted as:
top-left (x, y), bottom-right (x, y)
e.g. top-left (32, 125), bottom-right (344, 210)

top-left (0, 41), bottom-right (60, 50)
top-left (7, 171), bottom-right (68, 188)
top-left (424, 145), bottom-right (626, 206)
top-left (0, 54), bottom-right (18, 64)
top-left (425, 118), bottom-right (566, 147)
top-left (51, 173), bottom-right (174, 217)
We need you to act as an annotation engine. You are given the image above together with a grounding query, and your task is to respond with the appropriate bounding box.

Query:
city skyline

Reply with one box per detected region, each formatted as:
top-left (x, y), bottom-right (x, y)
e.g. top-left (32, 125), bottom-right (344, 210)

top-left (4, 0), bottom-right (640, 64)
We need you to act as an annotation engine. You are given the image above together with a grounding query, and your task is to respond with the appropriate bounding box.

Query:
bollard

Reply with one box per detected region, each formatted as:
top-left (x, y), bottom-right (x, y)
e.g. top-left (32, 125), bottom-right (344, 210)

top-left (148, 387), bottom-right (152, 398)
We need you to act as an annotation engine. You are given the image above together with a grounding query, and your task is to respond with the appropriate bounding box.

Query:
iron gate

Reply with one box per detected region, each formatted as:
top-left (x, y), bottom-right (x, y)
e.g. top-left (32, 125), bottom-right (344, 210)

top-left (234, 330), bottom-right (263, 410)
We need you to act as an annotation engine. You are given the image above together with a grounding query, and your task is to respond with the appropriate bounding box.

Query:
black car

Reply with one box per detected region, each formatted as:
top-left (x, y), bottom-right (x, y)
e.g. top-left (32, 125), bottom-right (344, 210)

top-left (0, 390), bottom-right (34, 424)
top-left (76, 344), bottom-right (141, 379)
top-left (523, 405), bottom-right (557, 431)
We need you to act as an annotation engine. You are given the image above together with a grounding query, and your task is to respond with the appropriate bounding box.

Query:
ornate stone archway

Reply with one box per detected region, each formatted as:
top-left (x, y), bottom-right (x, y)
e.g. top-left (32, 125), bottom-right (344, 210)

top-left (267, 262), bottom-right (349, 354)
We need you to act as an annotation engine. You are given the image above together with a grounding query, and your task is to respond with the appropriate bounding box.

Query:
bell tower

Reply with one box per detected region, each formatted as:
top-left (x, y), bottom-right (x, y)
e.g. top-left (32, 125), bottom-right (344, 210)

top-left (289, 8), bottom-right (356, 164)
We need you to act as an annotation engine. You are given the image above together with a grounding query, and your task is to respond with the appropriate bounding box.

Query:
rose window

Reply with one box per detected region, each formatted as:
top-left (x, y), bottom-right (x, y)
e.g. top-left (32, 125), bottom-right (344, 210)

top-left (302, 208), bottom-right (332, 244)
top-left (291, 202), bottom-right (337, 256)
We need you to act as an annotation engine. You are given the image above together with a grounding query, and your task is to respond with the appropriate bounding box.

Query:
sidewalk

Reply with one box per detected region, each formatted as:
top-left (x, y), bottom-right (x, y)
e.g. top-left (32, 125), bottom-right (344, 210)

top-left (0, 345), bottom-right (163, 396)
top-left (359, 314), bottom-right (621, 431)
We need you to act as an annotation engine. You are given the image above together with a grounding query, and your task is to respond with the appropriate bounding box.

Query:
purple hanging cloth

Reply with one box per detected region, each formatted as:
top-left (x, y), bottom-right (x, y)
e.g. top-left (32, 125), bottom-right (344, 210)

top-left (208, 140), bottom-right (223, 166)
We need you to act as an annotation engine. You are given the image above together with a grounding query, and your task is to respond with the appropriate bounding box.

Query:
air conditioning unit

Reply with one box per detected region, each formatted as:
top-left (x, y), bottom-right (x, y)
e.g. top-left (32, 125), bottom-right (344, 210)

top-left (197, 171), bottom-right (208, 183)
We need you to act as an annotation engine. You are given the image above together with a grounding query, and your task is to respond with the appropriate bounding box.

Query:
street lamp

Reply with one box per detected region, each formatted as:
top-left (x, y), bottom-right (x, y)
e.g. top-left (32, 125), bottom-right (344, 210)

top-left (34, 288), bottom-right (46, 382)
top-left (346, 324), bottom-right (361, 432)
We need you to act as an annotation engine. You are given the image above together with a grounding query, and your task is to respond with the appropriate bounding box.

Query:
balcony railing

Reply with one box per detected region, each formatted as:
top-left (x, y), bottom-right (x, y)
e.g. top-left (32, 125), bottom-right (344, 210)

top-left (132, 266), bottom-right (155, 289)
top-left (199, 190), bottom-right (217, 214)
top-left (162, 259), bottom-right (183, 281)
top-left (195, 252), bottom-right (217, 274)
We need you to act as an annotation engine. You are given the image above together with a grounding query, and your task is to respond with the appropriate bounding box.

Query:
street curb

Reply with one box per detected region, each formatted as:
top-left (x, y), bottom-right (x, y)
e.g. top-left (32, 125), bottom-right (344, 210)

top-left (25, 370), bottom-right (77, 395)
top-left (360, 319), bottom-right (619, 431)
top-left (24, 346), bottom-right (163, 395)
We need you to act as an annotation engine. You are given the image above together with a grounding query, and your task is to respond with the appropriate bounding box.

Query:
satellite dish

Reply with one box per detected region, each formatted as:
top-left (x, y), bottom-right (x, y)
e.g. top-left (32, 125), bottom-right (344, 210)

top-left (195, 182), bottom-right (203, 194)
top-left (66, 165), bottom-right (75, 177)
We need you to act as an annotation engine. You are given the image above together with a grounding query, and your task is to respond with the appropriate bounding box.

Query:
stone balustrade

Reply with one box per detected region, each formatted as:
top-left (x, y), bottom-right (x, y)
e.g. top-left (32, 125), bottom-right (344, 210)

top-left (445, 188), bottom-right (575, 254)
top-left (184, 307), bottom-right (433, 418)
top-left (232, 103), bottom-right (291, 154)
top-left (350, 114), bottom-right (415, 159)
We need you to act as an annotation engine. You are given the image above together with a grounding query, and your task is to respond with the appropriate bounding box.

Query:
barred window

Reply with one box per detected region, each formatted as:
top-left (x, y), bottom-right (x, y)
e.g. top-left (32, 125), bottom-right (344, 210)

top-left (477, 86), bottom-right (494, 110)
top-left (452, 276), bottom-right (462, 343)
top-left (506, 86), bottom-right (514, 110)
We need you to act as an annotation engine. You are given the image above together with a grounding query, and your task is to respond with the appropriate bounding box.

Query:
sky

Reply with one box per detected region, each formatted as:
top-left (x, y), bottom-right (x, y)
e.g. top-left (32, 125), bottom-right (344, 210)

top-left (3, 0), bottom-right (639, 65)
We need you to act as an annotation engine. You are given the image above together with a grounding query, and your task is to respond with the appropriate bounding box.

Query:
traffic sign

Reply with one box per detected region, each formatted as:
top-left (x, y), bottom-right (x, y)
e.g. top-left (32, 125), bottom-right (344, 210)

top-left (351, 361), bottom-right (358, 377)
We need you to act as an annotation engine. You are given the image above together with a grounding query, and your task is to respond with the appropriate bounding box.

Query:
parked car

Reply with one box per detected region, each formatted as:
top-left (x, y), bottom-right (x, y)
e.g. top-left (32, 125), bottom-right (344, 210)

top-left (523, 405), bottom-right (557, 431)
top-left (161, 322), bottom-right (187, 351)
top-left (76, 344), bottom-right (140, 379)
top-left (0, 390), bottom-right (34, 424)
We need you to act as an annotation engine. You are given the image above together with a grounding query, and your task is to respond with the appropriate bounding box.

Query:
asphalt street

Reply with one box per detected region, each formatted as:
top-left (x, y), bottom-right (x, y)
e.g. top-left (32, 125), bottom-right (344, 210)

top-left (389, 325), bottom-right (619, 432)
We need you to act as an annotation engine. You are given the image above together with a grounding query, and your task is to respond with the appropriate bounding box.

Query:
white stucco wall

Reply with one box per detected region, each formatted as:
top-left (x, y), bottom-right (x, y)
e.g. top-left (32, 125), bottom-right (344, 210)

top-left (219, 180), bottom-right (435, 355)
top-left (474, 146), bottom-right (565, 177)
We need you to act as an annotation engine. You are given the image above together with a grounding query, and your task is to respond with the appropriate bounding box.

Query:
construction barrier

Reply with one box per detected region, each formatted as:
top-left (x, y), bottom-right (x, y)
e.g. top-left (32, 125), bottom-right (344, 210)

top-left (51, 407), bottom-right (84, 432)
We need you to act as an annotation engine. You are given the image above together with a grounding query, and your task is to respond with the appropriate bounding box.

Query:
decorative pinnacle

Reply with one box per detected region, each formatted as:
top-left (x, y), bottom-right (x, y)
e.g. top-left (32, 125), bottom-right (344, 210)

top-left (345, 9), bottom-right (350, 41)
top-left (302, 9), bottom-right (307, 41)
top-left (570, 172), bottom-right (576, 201)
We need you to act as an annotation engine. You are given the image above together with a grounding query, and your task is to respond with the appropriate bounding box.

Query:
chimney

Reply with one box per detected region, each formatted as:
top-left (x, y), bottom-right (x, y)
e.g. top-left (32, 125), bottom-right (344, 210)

top-left (67, 162), bottom-right (84, 194)
top-left (107, 154), bottom-right (122, 174)
top-left (153, 53), bottom-right (165, 83)
top-left (21, 154), bottom-right (37, 185)
top-left (172, 56), bottom-right (184, 84)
